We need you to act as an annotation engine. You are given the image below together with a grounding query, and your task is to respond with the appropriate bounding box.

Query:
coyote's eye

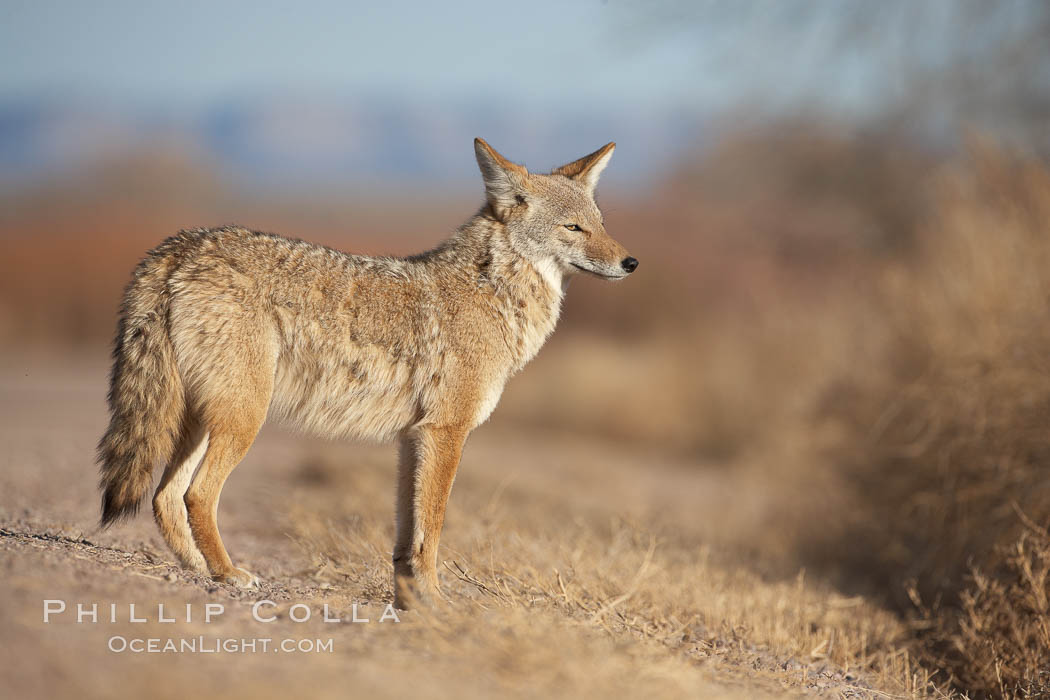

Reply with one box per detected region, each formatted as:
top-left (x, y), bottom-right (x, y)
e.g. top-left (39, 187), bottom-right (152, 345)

top-left (564, 224), bottom-right (582, 232)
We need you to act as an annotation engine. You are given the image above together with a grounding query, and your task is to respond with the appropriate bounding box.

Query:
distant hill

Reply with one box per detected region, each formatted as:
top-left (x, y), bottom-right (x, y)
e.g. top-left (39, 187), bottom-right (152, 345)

top-left (0, 96), bottom-right (702, 190)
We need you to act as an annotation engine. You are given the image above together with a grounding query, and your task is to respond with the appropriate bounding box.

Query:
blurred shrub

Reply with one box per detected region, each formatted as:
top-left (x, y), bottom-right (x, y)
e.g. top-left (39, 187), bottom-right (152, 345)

top-left (808, 146), bottom-right (1050, 695)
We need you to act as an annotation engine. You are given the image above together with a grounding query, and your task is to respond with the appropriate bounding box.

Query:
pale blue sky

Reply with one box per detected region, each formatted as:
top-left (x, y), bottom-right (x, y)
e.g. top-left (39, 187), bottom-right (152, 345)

top-left (2, 1), bottom-right (1042, 118)
top-left (0, 0), bottom-right (705, 109)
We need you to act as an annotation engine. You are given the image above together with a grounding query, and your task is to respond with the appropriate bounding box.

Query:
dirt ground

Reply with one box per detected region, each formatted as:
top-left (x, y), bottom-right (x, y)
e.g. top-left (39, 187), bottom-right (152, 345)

top-left (0, 347), bottom-right (912, 699)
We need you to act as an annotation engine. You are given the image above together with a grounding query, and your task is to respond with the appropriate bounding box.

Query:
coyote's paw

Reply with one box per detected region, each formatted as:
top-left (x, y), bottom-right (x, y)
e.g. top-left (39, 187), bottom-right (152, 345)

top-left (393, 573), bottom-right (445, 611)
top-left (216, 567), bottom-right (259, 589)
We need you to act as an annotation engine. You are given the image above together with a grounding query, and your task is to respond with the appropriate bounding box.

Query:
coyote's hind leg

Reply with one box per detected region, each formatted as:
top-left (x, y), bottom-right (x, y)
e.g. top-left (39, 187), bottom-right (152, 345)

top-left (153, 417), bottom-right (209, 573)
top-left (183, 337), bottom-right (274, 589)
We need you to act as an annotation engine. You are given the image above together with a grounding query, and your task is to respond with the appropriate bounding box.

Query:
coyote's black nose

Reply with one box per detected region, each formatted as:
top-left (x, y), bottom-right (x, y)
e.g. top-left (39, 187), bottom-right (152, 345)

top-left (621, 257), bottom-right (639, 273)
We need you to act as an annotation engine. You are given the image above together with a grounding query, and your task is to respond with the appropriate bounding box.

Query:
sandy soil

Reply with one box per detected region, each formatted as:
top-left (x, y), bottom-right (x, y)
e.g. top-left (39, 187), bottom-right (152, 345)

top-left (0, 349), bottom-right (895, 699)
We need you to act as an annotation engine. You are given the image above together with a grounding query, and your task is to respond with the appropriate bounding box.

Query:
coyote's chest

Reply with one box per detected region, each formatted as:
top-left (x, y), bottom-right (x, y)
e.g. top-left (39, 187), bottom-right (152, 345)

top-left (499, 258), bottom-right (564, 373)
top-left (469, 295), bottom-right (560, 428)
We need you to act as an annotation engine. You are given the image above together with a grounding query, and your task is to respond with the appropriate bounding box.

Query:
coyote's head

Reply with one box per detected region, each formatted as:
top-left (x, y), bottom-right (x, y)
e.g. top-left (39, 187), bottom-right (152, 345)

top-left (474, 138), bottom-right (638, 281)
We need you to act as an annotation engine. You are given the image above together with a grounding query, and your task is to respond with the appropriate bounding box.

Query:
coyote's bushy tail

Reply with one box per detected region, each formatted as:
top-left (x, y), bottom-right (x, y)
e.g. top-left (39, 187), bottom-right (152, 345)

top-left (98, 234), bottom-right (195, 527)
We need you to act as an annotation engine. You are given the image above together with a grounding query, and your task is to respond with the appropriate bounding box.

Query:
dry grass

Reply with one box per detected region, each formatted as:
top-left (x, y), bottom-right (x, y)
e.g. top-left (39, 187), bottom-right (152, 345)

top-left (913, 522), bottom-right (1050, 697)
top-left (284, 446), bottom-right (931, 698)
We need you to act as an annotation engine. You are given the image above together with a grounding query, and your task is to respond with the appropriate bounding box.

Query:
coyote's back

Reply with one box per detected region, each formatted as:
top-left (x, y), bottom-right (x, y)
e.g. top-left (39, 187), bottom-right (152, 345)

top-left (98, 225), bottom-right (443, 526)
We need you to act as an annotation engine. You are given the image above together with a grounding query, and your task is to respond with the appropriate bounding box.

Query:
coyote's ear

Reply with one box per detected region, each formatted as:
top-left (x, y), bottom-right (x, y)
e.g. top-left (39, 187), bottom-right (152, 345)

top-left (474, 138), bottom-right (529, 220)
top-left (551, 142), bottom-right (615, 192)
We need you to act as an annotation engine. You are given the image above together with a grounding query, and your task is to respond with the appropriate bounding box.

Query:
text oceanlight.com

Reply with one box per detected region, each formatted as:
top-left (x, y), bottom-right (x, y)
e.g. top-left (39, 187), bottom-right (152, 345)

top-left (108, 636), bottom-right (334, 653)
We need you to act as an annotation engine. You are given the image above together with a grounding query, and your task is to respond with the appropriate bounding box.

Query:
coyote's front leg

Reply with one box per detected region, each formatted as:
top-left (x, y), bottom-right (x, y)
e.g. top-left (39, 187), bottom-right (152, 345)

top-left (393, 424), bottom-right (467, 609)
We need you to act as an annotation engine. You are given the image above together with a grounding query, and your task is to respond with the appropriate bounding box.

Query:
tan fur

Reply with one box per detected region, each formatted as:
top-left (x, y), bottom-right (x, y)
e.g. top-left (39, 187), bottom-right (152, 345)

top-left (97, 139), bottom-right (636, 607)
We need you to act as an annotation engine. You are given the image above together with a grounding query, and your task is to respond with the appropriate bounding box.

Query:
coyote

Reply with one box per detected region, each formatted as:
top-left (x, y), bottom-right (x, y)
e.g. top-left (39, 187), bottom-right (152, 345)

top-left (97, 139), bottom-right (637, 607)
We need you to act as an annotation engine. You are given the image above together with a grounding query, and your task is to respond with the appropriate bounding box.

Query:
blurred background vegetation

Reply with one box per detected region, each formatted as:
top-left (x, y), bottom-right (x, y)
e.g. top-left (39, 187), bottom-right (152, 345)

top-left (3, 1), bottom-right (1050, 694)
